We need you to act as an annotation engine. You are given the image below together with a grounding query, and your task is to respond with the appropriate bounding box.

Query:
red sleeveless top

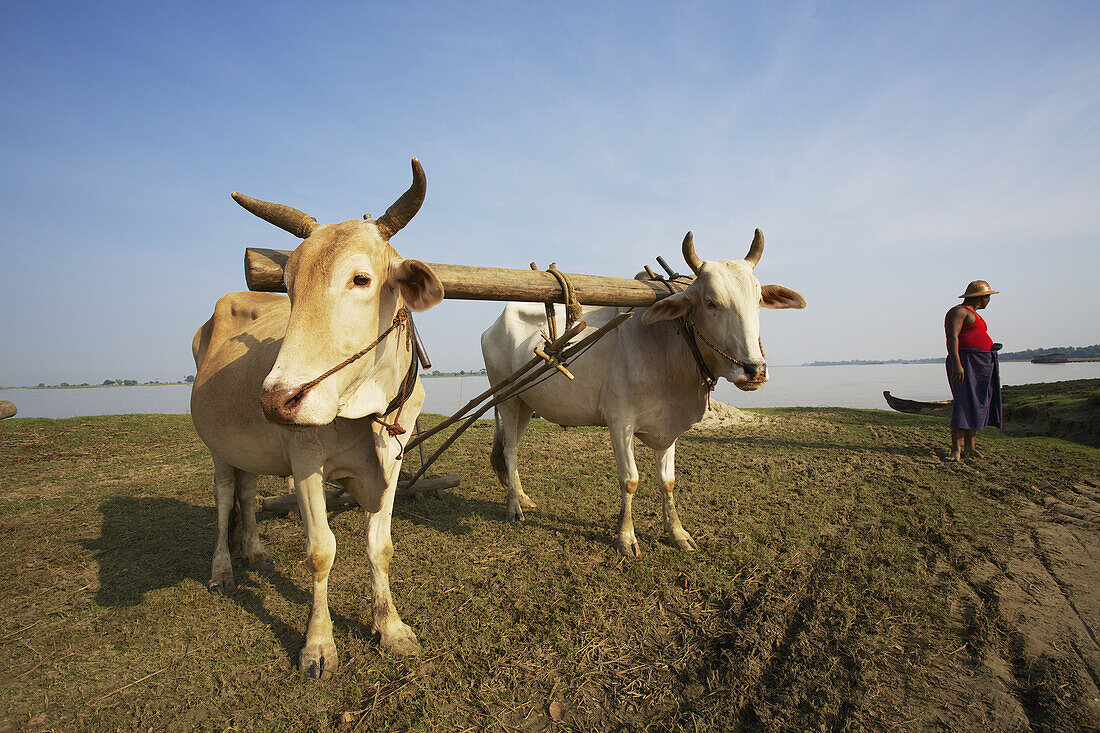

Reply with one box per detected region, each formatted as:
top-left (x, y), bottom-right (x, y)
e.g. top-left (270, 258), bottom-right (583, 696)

top-left (957, 306), bottom-right (993, 351)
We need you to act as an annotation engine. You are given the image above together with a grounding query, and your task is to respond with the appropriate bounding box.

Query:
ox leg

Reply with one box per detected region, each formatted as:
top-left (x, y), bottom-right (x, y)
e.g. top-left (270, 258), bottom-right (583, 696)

top-left (362, 485), bottom-right (422, 657)
top-left (209, 458), bottom-right (237, 594)
top-left (495, 401), bottom-right (536, 522)
top-left (234, 472), bottom-right (274, 572)
top-left (610, 424), bottom-right (642, 557)
top-left (655, 443), bottom-right (697, 551)
top-left (294, 469), bottom-right (339, 680)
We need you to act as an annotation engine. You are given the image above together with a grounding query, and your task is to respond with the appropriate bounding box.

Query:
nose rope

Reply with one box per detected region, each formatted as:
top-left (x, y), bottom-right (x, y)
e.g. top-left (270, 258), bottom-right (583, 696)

top-left (683, 312), bottom-right (750, 369)
top-left (286, 307), bottom-right (411, 408)
top-left (683, 312), bottom-right (767, 382)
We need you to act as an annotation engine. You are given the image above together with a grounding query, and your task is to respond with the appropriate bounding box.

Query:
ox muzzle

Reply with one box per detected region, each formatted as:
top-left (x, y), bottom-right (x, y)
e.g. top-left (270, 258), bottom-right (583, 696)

top-left (734, 362), bottom-right (768, 390)
top-left (261, 384), bottom-right (307, 425)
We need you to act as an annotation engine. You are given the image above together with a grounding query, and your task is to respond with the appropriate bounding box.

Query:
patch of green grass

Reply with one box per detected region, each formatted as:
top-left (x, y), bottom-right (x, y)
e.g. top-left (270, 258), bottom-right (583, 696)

top-left (1001, 379), bottom-right (1100, 447)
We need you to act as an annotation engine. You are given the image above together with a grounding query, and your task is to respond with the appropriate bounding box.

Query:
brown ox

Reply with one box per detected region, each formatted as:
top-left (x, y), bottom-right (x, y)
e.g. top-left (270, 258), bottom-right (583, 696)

top-left (190, 160), bottom-right (443, 679)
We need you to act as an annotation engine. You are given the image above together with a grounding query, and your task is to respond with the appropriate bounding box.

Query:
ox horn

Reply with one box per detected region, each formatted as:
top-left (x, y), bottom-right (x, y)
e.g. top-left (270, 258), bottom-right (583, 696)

top-left (231, 193), bottom-right (318, 239)
top-left (682, 231), bottom-right (703, 274)
top-left (744, 228), bottom-right (764, 268)
top-left (374, 158), bottom-right (426, 240)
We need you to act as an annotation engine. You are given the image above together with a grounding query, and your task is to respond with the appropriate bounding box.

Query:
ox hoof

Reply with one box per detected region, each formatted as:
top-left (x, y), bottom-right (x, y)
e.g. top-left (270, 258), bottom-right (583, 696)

top-left (505, 505), bottom-right (526, 522)
top-left (616, 535), bottom-right (641, 558)
top-left (518, 494), bottom-right (537, 510)
top-left (249, 553), bottom-right (275, 572)
top-left (300, 644), bottom-right (338, 680)
top-left (382, 632), bottom-right (422, 657)
top-left (671, 534), bottom-right (699, 552)
top-left (207, 576), bottom-right (236, 595)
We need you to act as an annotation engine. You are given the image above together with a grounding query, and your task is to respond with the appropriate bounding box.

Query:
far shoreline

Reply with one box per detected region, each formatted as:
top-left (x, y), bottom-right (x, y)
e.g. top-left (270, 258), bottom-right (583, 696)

top-left (0, 382), bottom-right (193, 391)
top-left (4, 357), bottom-right (1097, 391)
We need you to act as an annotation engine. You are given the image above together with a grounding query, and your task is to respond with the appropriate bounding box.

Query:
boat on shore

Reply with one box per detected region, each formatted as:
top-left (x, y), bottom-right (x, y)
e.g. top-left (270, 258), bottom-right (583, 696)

top-left (882, 391), bottom-right (952, 417)
top-left (1031, 353), bottom-right (1069, 364)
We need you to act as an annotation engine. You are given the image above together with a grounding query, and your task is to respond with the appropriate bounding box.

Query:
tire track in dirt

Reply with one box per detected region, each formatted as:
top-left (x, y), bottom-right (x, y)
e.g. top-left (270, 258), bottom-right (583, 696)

top-left (730, 534), bottom-right (865, 733)
top-left (1026, 526), bottom-right (1099, 653)
top-left (640, 442), bottom-right (869, 730)
top-left (680, 456), bottom-right (867, 731)
top-left (867, 443), bottom-right (1100, 731)
top-left (938, 473), bottom-right (1100, 730)
top-left (887, 468), bottom-right (1038, 730)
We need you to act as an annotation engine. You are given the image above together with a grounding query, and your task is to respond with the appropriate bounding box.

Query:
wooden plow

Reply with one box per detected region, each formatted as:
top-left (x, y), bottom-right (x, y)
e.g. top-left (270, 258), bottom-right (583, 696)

top-left (245, 245), bottom-right (695, 504)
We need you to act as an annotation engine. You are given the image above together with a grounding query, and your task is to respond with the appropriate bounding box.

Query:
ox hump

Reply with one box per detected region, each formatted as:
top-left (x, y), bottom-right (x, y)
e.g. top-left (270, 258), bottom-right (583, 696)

top-left (215, 291), bottom-right (290, 326)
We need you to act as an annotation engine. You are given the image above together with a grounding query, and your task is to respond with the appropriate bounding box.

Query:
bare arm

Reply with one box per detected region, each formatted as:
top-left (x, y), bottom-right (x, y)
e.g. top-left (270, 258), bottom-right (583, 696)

top-left (945, 306), bottom-right (970, 382)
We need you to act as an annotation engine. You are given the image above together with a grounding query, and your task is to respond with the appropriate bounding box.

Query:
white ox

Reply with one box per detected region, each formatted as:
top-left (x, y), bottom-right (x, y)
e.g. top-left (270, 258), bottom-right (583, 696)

top-left (190, 160), bottom-right (443, 679)
top-left (481, 231), bottom-right (805, 556)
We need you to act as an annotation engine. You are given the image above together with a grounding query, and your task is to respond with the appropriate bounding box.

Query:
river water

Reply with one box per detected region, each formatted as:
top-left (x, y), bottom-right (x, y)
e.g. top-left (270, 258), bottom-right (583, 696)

top-left (3, 361), bottom-right (1098, 420)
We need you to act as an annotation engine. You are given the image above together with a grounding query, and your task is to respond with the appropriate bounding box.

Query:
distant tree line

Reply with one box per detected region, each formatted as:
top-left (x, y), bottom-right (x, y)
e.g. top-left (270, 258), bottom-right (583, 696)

top-left (24, 376), bottom-right (197, 389)
top-left (805, 344), bottom-right (1100, 367)
top-left (997, 344), bottom-right (1100, 360)
top-left (427, 369), bottom-right (488, 377)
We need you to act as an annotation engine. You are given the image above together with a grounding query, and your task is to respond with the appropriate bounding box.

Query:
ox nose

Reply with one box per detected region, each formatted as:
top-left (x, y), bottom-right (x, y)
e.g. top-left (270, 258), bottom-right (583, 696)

top-left (261, 385), bottom-right (302, 424)
top-left (745, 362), bottom-right (767, 381)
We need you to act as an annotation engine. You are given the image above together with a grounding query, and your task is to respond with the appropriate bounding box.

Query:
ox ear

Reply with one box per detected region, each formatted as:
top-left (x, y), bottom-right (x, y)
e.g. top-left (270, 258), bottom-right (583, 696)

top-left (761, 284), bottom-right (807, 310)
top-left (642, 291), bottom-right (695, 325)
top-left (389, 258), bottom-right (444, 312)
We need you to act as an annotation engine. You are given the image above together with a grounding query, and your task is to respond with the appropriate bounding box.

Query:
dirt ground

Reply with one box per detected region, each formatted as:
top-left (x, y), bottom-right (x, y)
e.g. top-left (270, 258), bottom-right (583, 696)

top-left (0, 404), bottom-right (1097, 731)
top-left (688, 403), bottom-right (1100, 731)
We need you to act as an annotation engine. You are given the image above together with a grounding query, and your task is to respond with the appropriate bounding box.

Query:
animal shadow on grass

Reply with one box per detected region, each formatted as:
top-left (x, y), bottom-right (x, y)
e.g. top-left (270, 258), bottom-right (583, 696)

top-left (333, 488), bottom-right (614, 551)
top-left (517, 506), bottom-right (620, 548)
top-left (327, 491), bottom-right (500, 537)
top-left (84, 496), bottom-right (371, 666)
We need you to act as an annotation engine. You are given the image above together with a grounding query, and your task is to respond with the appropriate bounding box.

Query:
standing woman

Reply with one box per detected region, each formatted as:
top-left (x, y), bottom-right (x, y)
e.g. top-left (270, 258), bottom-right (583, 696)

top-left (945, 280), bottom-right (1003, 460)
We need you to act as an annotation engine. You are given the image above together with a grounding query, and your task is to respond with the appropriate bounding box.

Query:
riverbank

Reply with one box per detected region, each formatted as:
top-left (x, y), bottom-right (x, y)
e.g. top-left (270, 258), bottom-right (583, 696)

top-left (1, 397), bottom-right (1097, 730)
top-left (1000, 379), bottom-right (1100, 447)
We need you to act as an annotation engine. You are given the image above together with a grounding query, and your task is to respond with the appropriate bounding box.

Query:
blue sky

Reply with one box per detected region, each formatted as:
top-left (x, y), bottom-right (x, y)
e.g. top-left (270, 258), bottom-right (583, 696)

top-left (1, 1), bottom-right (1097, 386)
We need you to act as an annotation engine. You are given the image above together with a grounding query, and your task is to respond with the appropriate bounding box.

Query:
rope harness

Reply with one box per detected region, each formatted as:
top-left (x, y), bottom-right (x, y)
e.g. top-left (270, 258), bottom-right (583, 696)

top-left (527, 263), bottom-right (585, 380)
top-left (286, 307), bottom-right (418, 439)
top-left (546, 263), bottom-right (583, 335)
top-left (531, 262), bottom-right (584, 343)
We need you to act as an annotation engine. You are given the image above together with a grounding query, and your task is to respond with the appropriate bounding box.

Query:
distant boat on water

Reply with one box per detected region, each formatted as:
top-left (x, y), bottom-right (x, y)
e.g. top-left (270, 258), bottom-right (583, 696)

top-left (1031, 353), bottom-right (1069, 364)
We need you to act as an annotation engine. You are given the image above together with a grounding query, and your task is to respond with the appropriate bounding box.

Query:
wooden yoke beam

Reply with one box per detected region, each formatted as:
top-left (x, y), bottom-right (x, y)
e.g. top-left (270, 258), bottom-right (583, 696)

top-left (245, 247), bottom-right (687, 306)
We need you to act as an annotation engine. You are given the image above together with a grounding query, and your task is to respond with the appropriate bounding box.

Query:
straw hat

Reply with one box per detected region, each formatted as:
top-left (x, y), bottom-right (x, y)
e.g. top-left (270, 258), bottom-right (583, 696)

top-left (959, 280), bottom-right (999, 299)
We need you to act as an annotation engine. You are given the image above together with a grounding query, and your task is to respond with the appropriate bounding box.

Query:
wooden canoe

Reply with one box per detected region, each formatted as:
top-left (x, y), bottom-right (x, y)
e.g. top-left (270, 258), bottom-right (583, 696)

top-left (882, 391), bottom-right (952, 417)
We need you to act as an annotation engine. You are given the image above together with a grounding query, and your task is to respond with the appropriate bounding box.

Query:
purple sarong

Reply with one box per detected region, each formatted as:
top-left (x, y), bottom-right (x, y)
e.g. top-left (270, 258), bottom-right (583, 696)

top-left (947, 346), bottom-right (1002, 430)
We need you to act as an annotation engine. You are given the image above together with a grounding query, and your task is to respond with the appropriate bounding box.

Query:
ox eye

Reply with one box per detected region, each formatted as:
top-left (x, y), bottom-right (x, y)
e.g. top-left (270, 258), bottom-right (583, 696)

top-left (352, 274), bottom-right (372, 288)
top-left (705, 298), bottom-right (717, 309)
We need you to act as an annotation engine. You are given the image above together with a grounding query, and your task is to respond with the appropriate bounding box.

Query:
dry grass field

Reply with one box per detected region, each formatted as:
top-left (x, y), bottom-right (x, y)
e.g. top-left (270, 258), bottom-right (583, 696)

top-left (1, 390), bottom-right (1098, 731)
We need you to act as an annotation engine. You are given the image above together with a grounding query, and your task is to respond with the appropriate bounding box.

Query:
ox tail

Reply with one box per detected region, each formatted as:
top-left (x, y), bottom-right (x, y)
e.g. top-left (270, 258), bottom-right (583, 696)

top-left (490, 408), bottom-right (508, 487)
